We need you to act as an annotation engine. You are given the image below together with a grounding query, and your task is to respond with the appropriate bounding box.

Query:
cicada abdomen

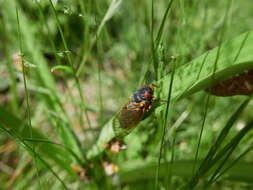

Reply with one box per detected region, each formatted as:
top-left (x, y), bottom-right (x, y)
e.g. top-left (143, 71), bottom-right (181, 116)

top-left (113, 84), bottom-right (156, 138)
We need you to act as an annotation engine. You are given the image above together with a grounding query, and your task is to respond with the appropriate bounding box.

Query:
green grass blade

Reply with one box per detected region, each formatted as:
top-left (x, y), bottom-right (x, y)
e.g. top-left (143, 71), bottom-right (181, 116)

top-left (155, 0), bottom-right (175, 48)
top-left (35, 1), bottom-right (84, 159)
top-left (187, 96), bottom-right (251, 189)
top-left (23, 138), bottom-right (83, 166)
top-left (16, 6), bottom-right (41, 188)
top-left (119, 160), bottom-right (253, 185)
top-left (155, 59), bottom-right (176, 189)
top-left (77, 0), bottom-right (122, 77)
top-left (201, 97), bottom-right (251, 170)
top-left (0, 106), bottom-right (74, 174)
top-left (0, 119), bottom-right (69, 190)
top-left (48, 0), bottom-right (93, 137)
top-left (192, 95), bottom-right (210, 174)
top-left (213, 145), bottom-right (253, 183)
top-left (206, 119), bottom-right (253, 186)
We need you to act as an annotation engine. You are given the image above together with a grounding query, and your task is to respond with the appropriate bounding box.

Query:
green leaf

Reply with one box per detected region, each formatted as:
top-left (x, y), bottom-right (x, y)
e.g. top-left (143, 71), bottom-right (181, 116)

top-left (87, 30), bottom-right (253, 159)
top-left (158, 31), bottom-right (252, 102)
top-left (50, 65), bottom-right (74, 75)
top-left (119, 160), bottom-right (253, 184)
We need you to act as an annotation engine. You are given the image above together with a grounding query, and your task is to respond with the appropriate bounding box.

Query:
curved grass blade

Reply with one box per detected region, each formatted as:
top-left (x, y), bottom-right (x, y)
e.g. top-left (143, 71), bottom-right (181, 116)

top-left (0, 106), bottom-right (75, 175)
top-left (23, 138), bottom-right (83, 166)
top-left (212, 145), bottom-right (253, 184)
top-left (186, 95), bottom-right (252, 189)
top-left (0, 121), bottom-right (69, 190)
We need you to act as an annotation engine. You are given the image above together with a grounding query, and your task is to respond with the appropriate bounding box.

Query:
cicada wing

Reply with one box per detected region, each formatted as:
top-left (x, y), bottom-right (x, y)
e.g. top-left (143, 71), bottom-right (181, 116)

top-left (113, 103), bottom-right (144, 138)
top-left (118, 107), bottom-right (143, 129)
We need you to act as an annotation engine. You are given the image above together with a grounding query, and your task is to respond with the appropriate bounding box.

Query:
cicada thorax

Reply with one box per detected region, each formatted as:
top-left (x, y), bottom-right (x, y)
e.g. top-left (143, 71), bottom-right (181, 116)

top-left (113, 84), bottom-right (155, 136)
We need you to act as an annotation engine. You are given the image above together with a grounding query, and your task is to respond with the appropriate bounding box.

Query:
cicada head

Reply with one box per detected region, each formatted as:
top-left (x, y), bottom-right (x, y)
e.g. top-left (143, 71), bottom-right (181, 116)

top-left (132, 84), bottom-right (154, 104)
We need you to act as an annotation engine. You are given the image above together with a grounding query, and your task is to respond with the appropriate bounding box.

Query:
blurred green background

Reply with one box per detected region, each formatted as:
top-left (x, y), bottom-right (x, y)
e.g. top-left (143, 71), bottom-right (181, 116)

top-left (1, 0), bottom-right (253, 189)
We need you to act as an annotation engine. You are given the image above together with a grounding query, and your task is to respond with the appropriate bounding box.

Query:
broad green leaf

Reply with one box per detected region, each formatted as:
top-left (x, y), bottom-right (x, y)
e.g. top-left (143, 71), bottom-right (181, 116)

top-left (158, 31), bottom-right (252, 102)
top-left (87, 30), bottom-right (253, 159)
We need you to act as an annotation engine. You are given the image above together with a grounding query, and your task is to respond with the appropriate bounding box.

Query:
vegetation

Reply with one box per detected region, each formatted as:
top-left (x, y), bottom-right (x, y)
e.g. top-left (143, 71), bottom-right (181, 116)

top-left (0, 0), bottom-right (253, 189)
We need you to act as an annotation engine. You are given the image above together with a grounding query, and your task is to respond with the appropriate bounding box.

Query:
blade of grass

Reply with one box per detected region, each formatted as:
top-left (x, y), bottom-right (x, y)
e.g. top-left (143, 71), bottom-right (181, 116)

top-left (95, 34), bottom-right (105, 126)
top-left (0, 105), bottom-right (75, 174)
top-left (78, 0), bottom-right (92, 58)
top-left (16, 6), bottom-right (41, 188)
top-left (192, 94), bottom-right (210, 174)
top-left (35, 1), bottom-right (84, 159)
top-left (96, 0), bottom-right (122, 37)
top-left (186, 95), bottom-right (251, 189)
top-left (155, 0), bottom-right (175, 49)
top-left (206, 119), bottom-right (253, 186)
top-left (23, 138), bottom-right (83, 165)
top-left (77, 0), bottom-right (122, 77)
top-left (212, 144), bottom-right (253, 183)
top-left (201, 97), bottom-right (251, 171)
top-left (150, 0), bottom-right (156, 79)
top-left (47, 0), bottom-right (92, 136)
top-left (155, 59), bottom-right (176, 190)
top-left (167, 126), bottom-right (176, 189)
top-left (3, 0), bottom-right (78, 150)
top-left (206, 144), bottom-right (242, 187)
top-left (0, 122), bottom-right (69, 190)
top-left (119, 160), bottom-right (253, 184)
top-left (139, 0), bottom-right (175, 86)
top-left (210, 117), bottom-right (253, 167)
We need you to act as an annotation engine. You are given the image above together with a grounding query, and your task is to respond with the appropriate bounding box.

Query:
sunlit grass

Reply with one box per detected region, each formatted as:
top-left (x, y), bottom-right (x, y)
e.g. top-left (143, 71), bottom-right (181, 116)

top-left (0, 0), bottom-right (253, 189)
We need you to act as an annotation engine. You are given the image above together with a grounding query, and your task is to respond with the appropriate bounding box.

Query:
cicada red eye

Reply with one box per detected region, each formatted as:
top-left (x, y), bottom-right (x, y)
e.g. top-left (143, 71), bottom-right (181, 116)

top-left (144, 92), bottom-right (149, 99)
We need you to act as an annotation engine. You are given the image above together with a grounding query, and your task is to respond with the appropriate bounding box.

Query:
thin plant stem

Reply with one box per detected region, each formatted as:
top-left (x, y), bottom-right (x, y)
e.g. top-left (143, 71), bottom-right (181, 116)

top-left (48, 0), bottom-right (95, 140)
top-left (16, 6), bottom-right (41, 189)
top-left (192, 94), bottom-right (210, 174)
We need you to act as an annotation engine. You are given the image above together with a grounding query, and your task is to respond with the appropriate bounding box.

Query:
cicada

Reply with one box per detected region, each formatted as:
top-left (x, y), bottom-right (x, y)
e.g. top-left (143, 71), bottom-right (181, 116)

top-left (206, 69), bottom-right (253, 96)
top-left (113, 84), bottom-right (156, 138)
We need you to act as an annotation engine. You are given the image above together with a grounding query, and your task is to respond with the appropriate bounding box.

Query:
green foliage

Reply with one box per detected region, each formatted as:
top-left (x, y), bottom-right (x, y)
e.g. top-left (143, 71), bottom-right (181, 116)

top-left (1, 0), bottom-right (253, 189)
